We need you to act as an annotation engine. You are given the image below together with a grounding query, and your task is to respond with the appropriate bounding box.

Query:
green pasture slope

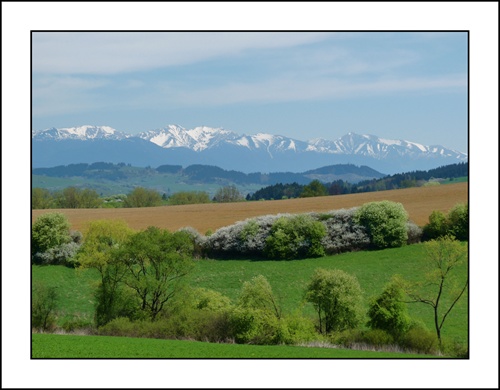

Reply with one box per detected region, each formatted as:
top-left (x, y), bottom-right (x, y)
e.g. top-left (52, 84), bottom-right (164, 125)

top-left (31, 243), bottom-right (468, 357)
top-left (32, 334), bottom-right (435, 358)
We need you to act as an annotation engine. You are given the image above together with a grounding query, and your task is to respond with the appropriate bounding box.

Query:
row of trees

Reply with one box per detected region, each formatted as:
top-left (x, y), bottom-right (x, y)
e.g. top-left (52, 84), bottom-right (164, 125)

top-left (32, 212), bottom-right (467, 353)
top-left (31, 201), bottom-right (468, 267)
top-left (247, 162), bottom-right (468, 201)
top-left (32, 185), bottom-right (246, 209)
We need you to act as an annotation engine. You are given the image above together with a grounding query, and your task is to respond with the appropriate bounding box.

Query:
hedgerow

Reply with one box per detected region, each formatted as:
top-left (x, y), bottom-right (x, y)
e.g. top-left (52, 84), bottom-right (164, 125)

top-left (201, 203), bottom-right (418, 260)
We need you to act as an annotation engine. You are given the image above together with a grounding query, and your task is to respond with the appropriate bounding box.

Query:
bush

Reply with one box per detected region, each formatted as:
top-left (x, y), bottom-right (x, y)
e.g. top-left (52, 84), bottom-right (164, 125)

top-left (123, 187), bottom-right (163, 207)
top-left (32, 282), bottom-right (58, 331)
top-left (400, 323), bottom-right (439, 355)
top-left (367, 280), bottom-right (411, 339)
top-left (422, 210), bottom-right (448, 240)
top-left (422, 204), bottom-right (468, 241)
top-left (354, 201), bottom-right (409, 249)
top-left (265, 214), bottom-right (326, 259)
top-left (406, 221), bottom-right (423, 244)
top-left (318, 208), bottom-right (370, 254)
top-left (361, 329), bottom-right (395, 348)
top-left (447, 203), bottom-right (468, 241)
top-left (168, 191), bottom-right (211, 205)
top-left (204, 214), bottom-right (280, 258)
top-left (305, 268), bottom-right (364, 333)
top-left (32, 212), bottom-right (72, 262)
top-left (33, 241), bottom-right (81, 267)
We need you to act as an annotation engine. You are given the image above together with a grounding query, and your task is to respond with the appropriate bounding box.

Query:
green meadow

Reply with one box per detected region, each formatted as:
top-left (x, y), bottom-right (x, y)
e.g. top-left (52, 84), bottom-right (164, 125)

top-left (31, 333), bottom-right (437, 358)
top-left (32, 242), bottom-right (468, 358)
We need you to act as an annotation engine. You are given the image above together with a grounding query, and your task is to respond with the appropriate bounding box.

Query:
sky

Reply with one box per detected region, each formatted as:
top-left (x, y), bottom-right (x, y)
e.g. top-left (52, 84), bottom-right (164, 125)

top-left (32, 31), bottom-right (468, 152)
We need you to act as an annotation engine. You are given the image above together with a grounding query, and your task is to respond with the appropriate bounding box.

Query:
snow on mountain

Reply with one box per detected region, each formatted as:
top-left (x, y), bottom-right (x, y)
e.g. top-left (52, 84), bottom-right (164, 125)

top-left (307, 132), bottom-right (466, 160)
top-left (32, 124), bottom-right (467, 173)
top-left (137, 125), bottom-right (239, 151)
top-left (32, 125), bottom-right (130, 141)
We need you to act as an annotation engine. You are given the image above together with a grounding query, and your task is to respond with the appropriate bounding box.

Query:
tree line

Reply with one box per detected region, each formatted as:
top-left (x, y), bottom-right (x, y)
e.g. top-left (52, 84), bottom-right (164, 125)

top-left (32, 185), bottom-right (246, 209)
top-left (247, 162), bottom-right (468, 200)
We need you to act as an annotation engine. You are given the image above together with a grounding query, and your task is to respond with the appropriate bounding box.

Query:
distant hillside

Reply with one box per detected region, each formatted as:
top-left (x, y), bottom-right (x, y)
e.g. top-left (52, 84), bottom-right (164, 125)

top-left (248, 162), bottom-right (468, 200)
top-left (32, 162), bottom-right (386, 196)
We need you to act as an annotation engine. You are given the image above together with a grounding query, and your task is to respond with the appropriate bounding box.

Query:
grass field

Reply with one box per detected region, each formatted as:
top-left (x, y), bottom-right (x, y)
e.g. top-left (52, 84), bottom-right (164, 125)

top-left (31, 333), bottom-right (437, 358)
top-left (32, 182), bottom-right (468, 233)
top-left (32, 242), bottom-right (468, 347)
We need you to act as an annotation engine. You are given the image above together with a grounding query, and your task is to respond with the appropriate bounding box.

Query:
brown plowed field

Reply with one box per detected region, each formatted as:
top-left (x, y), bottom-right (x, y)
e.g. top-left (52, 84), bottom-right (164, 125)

top-left (32, 182), bottom-right (468, 233)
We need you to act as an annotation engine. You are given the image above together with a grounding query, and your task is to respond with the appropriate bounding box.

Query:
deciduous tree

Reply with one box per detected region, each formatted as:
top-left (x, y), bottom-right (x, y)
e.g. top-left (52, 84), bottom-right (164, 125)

top-left (398, 236), bottom-right (468, 348)
top-left (305, 268), bottom-right (363, 334)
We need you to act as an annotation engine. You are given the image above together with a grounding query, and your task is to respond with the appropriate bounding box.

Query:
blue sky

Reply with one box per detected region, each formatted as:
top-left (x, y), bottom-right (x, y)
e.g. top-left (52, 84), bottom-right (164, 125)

top-left (32, 31), bottom-right (468, 152)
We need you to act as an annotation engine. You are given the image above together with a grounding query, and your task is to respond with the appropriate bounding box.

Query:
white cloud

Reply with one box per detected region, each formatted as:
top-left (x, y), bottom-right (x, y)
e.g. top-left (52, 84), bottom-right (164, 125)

top-left (162, 73), bottom-right (467, 107)
top-left (32, 32), bottom-right (334, 75)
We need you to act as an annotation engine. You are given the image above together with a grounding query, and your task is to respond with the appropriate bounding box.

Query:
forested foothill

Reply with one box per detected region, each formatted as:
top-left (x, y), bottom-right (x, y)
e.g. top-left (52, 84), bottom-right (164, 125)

top-left (32, 198), bottom-right (468, 357)
top-left (31, 162), bottom-right (468, 208)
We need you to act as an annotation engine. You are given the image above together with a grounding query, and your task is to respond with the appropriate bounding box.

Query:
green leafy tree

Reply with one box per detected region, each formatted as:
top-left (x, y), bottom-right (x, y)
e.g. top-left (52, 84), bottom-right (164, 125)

top-left (32, 281), bottom-right (58, 331)
top-left (168, 191), bottom-right (211, 205)
top-left (354, 201), bottom-right (409, 248)
top-left (447, 203), bottom-right (468, 241)
top-left (367, 277), bottom-right (411, 339)
top-left (305, 268), bottom-right (364, 334)
top-left (300, 180), bottom-right (328, 198)
top-left (119, 227), bottom-right (195, 320)
top-left (239, 275), bottom-right (282, 319)
top-left (422, 210), bottom-right (448, 240)
top-left (123, 187), bottom-right (163, 207)
top-left (399, 236), bottom-right (468, 349)
top-left (213, 185), bottom-right (244, 203)
top-left (32, 188), bottom-right (54, 209)
top-left (422, 204), bottom-right (468, 242)
top-left (265, 214), bottom-right (326, 259)
top-left (78, 188), bottom-right (103, 208)
top-left (32, 212), bottom-right (72, 260)
top-left (77, 220), bottom-right (135, 326)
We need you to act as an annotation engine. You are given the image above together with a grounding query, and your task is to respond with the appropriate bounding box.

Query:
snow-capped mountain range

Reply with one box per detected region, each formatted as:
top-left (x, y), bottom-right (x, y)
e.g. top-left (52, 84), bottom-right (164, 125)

top-left (32, 125), bottom-right (468, 174)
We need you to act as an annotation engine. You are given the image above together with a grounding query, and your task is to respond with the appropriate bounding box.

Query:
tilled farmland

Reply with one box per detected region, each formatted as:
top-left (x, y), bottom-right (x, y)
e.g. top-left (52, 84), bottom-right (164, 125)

top-left (32, 182), bottom-right (468, 233)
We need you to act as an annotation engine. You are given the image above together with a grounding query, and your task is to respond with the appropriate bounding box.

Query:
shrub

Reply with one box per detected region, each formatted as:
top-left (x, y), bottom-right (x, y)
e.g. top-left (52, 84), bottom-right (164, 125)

top-left (265, 214), bottom-right (326, 259)
top-left (177, 227), bottom-right (207, 258)
top-left (422, 210), bottom-right (448, 240)
top-left (319, 208), bottom-right (370, 254)
top-left (229, 307), bottom-right (287, 345)
top-left (361, 329), bottom-right (395, 348)
top-left (422, 204), bottom-right (468, 242)
top-left (354, 201), bottom-right (409, 249)
top-left (238, 275), bottom-right (282, 318)
top-left (168, 191), bottom-right (211, 205)
top-left (32, 282), bottom-right (58, 331)
top-left (400, 325), bottom-right (439, 355)
top-left (204, 214), bottom-right (280, 258)
top-left (406, 221), bottom-right (423, 244)
top-left (32, 212), bottom-right (72, 262)
top-left (305, 268), bottom-right (364, 333)
top-left (123, 187), bottom-right (163, 207)
top-left (367, 280), bottom-right (411, 339)
top-left (34, 241), bottom-right (81, 267)
top-left (447, 203), bottom-right (468, 241)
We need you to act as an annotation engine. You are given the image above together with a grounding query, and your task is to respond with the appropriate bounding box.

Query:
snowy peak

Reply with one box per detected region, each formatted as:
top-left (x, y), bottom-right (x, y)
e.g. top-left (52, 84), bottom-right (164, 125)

top-left (137, 125), bottom-right (239, 151)
top-left (32, 125), bottom-right (467, 173)
top-left (32, 125), bottom-right (129, 141)
top-left (307, 132), bottom-right (466, 160)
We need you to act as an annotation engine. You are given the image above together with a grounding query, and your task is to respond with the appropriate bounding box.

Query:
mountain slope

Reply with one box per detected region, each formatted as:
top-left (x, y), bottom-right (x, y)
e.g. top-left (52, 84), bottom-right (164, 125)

top-left (32, 125), bottom-right (467, 174)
